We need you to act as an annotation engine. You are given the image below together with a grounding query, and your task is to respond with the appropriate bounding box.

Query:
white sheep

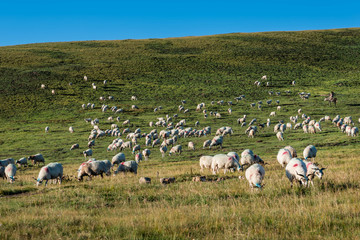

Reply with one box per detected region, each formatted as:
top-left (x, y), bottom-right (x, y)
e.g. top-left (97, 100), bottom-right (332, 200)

top-left (111, 153), bottom-right (126, 168)
top-left (45, 126), bottom-right (50, 133)
top-left (142, 149), bottom-right (151, 160)
top-left (303, 160), bottom-right (326, 186)
top-left (270, 112), bottom-right (276, 117)
top-left (36, 162), bottom-right (63, 186)
top-left (351, 127), bottom-right (359, 137)
top-left (276, 132), bottom-right (284, 141)
top-left (211, 154), bottom-right (241, 174)
top-left (132, 144), bottom-right (141, 154)
top-left (284, 145), bottom-right (297, 157)
top-left (169, 145), bottom-right (182, 156)
top-left (188, 142), bottom-right (195, 151)
top-left (277, 148), bottom-right (292, 167)
top-left (245, 164), bottom-right (265, 189)
top-left (69, 126), bottom-right (74, 133)
top-left (303, 145), bottom-right (317, 160)
top-left (160, 145), bottom-right (167, 158)
top-left (285, 158), bottom-right (308, 187)
top-left (114, 161), bottom-right (138, 175)
top-left (199, 156), bottom-right (213, 172)
top-left (5, 164), bottom-right (16, 183)
top-left (16, 157), bottom-right (28, 167)
top-left (83, 149), bottom-right (93, 160)
top-left (135, 152), bottom-right (143, 163)
top-left (78, 160), bottom-right (107, 180)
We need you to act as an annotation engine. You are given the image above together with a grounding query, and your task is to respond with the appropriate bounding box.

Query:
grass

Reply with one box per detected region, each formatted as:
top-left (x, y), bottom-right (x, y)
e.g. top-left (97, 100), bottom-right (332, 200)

top-left (0, 28), bottom-right (360, 239)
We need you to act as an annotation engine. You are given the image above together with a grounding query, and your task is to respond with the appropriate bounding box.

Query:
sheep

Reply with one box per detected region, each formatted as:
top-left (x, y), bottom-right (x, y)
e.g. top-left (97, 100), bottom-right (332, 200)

top-left (266, 118), bottom-right (271, 127)
top-left (114, 161), bottom-right (138, 175)
top-left (209, 136), bottom-right (223, 149)
top-left (274, 123), bottom-right (281, 132)
top-left (240, 149), bottom-right (254, 166)
top-left (248, 129), bottom-right (255, 138)
top-left (270, 112), bottom-right (276, 117)
top-left (351, 127), bottom-right (359, 137)
top-left (277, 148), bottom-right (292, 167)
top-left (279, 124), bottom-right (286, 133)
top-left (227, 152), bottom-right (240, 162)
top-left (276, 132), bottom-right (284, 141)
top-left (69, 126), bottom-right (74, 133)
top-left (131, 105), bottom-right (139, 110)
top-left (152, 139), bottom-right (160, 148)
top-left (245, 164), bottom-right (265, 189)
top-left (16, 157), bottom-right (28, 167)
top-left (111, 153), bottom-right (126, 168)
top-left (277, 106), bottom-right (281, 111)
top-left (169, 145), bottom-right (182, 156)
top-left (286, 123), bottom-right (292, 130)
top-left (5, 164), bottom-right (16, 183)
top-left (228, 108), bottom-right (232, 115)
top-left (285, 158), bottom-right (308, 187)
top-left (36, 162), bottom-right (63, 186)
top-left (139, 177), bottom-right (151, 184)
top-left (188, 142), bottom-right (195, 151)
top-left (45, 126), bottom-right (50, 133)
top-left (303, 145), bottom-right (317, 160)
top-left (70, 143), bottom-right (79, 151)
top-left (135, 153), bottom-right (143, 163)
top-left (160, 145), bottom-right (167, 158)
top-left (303, 125), bottom-right (308, 133)
top-left (0, 158), bottom-right (15, 167)
top-left (131, 96), bottom-right (137, 101)
top-left (303, 160), bottom-right (326, 186)
top-left (121, 141), bottom-right (132, 151)
top-left (122, 119), bottom-right (130, 125)
top-left (211, 154), bottom-right (242, 174)
top-left (41, 84), bottom-right (46, 89)
top-left (142, 149), bottom-right (151, 161)
top-left (294, 122), bottom-right (302, 130)
top-left (51, 89), bottom-right (55, 95)
top-left (284, 145), bottom-right (297, 157)
top-left (82, 149), bottom-right (93, 160)
top-left (28, 154), bottom-right (45, 166)
top-left (199, 156), bottom-right (213, 172)
top-left (203, 140), bottom-right (211, 149)
top-left (78, 161), bottom-right (107, 181)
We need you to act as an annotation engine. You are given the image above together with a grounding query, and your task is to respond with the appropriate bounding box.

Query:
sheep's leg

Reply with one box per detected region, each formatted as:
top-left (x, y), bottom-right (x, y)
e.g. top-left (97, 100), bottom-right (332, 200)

top-left (45, 180), bottom-right (48, 187)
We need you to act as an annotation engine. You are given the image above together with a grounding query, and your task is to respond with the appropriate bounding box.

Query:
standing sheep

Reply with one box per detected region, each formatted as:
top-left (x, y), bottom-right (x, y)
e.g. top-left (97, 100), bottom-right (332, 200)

top-left (199, 156), bottom-right (213, 172)
top-left (111, 153), bottom-right (126, 168)
top-left (303, 145), bottom-right (317, 160)
top-left (303, 160), bottom-right (326, 186)
top-left (142, 149), bottom-right (151, 161)
top-left (16, 157), bottom-right (28, 167)
top-left (245, 164), bottom-right (265, 189)
top-left (114, 161), bottom-right (138, 175)
top-left (284, 145), bottom-right (297, 157)
top-left (36, 163), bottom-right (63, 186)
top-left (28, 154), bottom-right (45, 166)
top-left (211, 154), bottom-right (242, 174)
top-left (5, 164), bottom-right (17, 183)
top-left (188, 142), bottom-right (195, 151)
top-left (82, 149), bottom-right (93, 160)
top-left (169, 145), bottom-right (182, 156)
top-left (277, 148), bottom-right (292, 167)
top-left (160, 145), bottom-right (167, 158)
top-left (45, 126), bottom-right (50, 133)
top-left (285, 158), bottom-right (308, 187)
top-left (276, 132), bottom-right (284, 141)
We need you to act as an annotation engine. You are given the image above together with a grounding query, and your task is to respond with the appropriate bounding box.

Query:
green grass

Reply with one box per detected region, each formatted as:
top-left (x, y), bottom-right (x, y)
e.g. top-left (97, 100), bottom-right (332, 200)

top-left (0, 28), bottom-right (360, 239)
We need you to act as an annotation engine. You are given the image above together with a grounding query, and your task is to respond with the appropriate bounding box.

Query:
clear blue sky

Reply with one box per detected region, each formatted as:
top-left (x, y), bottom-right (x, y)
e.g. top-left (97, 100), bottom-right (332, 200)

top-left (1, 0), bottom-right (359, 46)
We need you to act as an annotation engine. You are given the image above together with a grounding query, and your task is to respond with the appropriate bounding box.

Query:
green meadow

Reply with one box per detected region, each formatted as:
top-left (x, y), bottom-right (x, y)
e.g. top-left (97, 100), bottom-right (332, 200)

top-left (0, 28), bottom-right (360, 239)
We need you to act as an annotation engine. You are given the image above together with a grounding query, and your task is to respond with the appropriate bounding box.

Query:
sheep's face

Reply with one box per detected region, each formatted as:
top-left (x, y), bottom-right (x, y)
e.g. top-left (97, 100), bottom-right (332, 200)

top-left (315, 168), bottom-right (325, 179)
top-left (300, 177), bottom-right (308, 186)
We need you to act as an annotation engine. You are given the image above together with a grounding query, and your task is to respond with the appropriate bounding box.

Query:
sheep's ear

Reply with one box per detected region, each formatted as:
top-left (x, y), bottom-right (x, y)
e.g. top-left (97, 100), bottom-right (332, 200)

top-left (320, 168), bottom-right (326, 171)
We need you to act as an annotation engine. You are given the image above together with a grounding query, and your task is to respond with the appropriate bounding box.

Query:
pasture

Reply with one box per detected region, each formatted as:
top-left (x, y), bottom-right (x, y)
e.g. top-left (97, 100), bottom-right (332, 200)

top-left (0, 28), bottom-right (360, 239)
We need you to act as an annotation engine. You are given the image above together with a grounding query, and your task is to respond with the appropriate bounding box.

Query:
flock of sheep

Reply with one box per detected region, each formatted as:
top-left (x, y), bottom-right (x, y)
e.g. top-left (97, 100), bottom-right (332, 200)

top-left (1, 75), bottom-right (359, 190)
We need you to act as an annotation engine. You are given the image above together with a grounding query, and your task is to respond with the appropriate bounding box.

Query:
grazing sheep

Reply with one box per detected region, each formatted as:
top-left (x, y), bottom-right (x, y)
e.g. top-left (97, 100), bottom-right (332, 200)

top-left (16, 157), bottom-right (28, 167)
top-left (351, 127), bottom-right (359, 137)
top-left (270, 112), bottom-right (276, 117)
top-left (135, 153), bottom-right (143, 163)
top-left (5, 164), bottom-right (16, 183)
top-left (314, 122), bottom-right (322, 132)
top-left (276, 132), bottom-right (284, 141)
top-left (41, 84), bottom-right (46, 89)
top-left (36, 162), bottom-right (63, 186)
top-left (199, 156), bottom-right (213, 172)
top-left (277, 106), bottom-right (281, 111)
top-left (82, 149), bottom-right (93, 160)
top-left (160, 145), bottom-right (167, 158)
top-left (152, 139), bottom-right (160, 148)
top-left (51, 89), bottom-right (55, 95)
top-left (132, 144), bottom-right (141, 154)
top-left (142, 149), bottom-right (151, 160)
top-left (211, 154), bottom-right (241, 174)
top-left (227, 152), bottom-right (240, 162)
top-left (69, 126), bottom-right (74, 133)
top-left (114, 161), bottom-right (138, 175)
top-left (28, 154), bottom-right (45, 166)
top-left (303, 125), bottom-right (308, 133)
top-left (139, 177), bottom-right (151, 184)
top-left (285, 158), bottom-right (308, 187)
top-left (0, 158), bottom-right (15, 167)
top-left (303, 160), bottom-right (326, 186)
top-left (121, 141), bottom-right (132, 151)
top-left (245, 164), bottom-right (265, 189)
top-left (45, 126), bottom-right (50, 133)
top-left (277, 148), bottom-right (292, 167)
top-left (303, 145), bottom-right (317, 160)
top-left (203, 140), bottom-right (211, 149)
top-left (169, 145), bottom-right (182, 156)
top-left (78, 161), bottom-right (107, 181)
top-left (70, 143), bottom-right (79, 151)
top-left (188, 142), bottom-right (195, 151)
top-left (284, 146), bottom-right (297, 157)
top-left (131, 96), bottom-right (137, 101)
top-left (248, 129), bottom-right (255, 138)
top-left (131, 105), bottom-right (139, 110)
top-left (111, 153), bottom-right (126, 168)
top-left (209, 136), bottom-right (223, 149)
top-left (308, 125), bottom-right (316, 134)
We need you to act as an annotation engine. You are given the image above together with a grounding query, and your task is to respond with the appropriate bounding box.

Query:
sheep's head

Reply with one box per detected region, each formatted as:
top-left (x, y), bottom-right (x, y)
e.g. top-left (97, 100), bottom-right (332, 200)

top-left (314, 168), bottom-right (326, 179)
top-left (296, 171), bottom-right (308, 186)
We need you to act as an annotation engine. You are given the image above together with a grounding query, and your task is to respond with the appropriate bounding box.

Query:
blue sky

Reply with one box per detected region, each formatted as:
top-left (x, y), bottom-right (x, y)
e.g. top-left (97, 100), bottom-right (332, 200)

top-left (1, 0), bottom-right (359, 46)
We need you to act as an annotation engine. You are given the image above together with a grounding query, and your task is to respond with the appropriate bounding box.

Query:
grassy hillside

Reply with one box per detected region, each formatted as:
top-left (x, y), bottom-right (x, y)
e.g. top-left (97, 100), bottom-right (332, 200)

top-left (0, 28), bottom-right (360, 239)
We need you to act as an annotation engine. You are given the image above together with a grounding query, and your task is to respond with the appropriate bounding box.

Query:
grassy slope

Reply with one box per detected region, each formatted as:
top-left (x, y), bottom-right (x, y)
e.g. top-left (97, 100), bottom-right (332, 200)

top-left (0, 28), bottom-right (360, 239)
